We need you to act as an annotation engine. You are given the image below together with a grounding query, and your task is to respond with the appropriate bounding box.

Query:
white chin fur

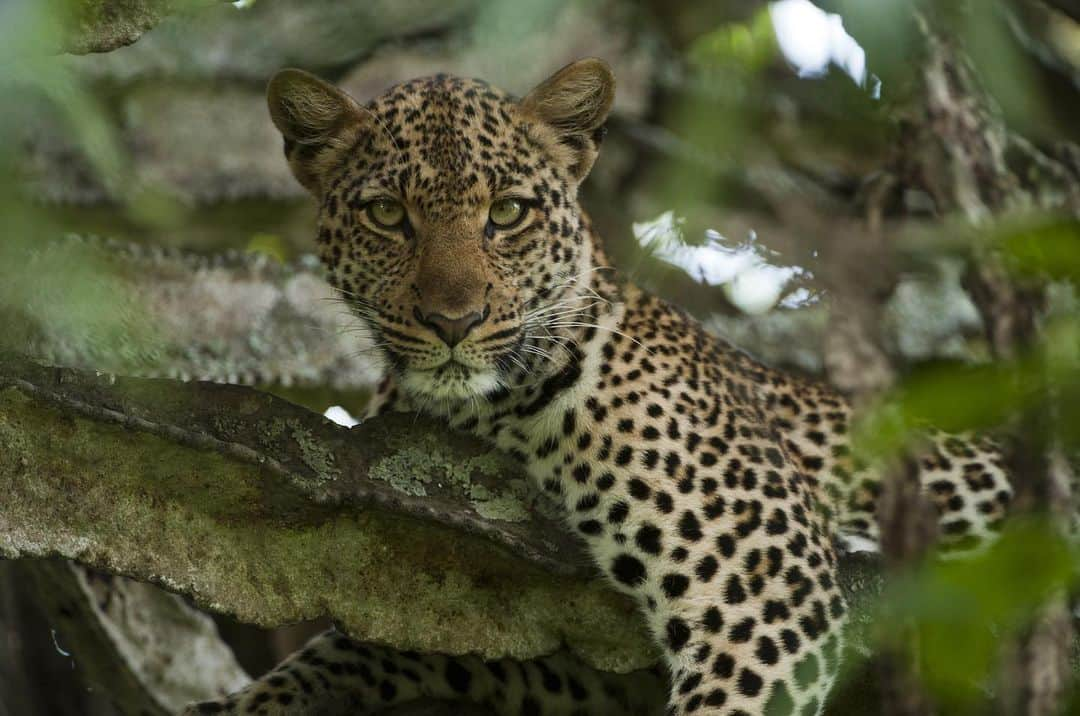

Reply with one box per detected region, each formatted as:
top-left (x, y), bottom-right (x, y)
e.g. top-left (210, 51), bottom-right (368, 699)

top-left (836, 533), bottom-right (880, 554)
top-left (400, 365), bottom-right (501, 403)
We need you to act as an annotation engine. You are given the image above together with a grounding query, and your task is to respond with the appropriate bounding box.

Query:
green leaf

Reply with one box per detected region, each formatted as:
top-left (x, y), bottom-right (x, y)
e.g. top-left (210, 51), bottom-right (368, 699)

top-left (688, 8), bottom-right (778, 73)
top-left (998, 219), bottom-right (1080, 283)
top-left (876, 520), bottom-right (1076, 708)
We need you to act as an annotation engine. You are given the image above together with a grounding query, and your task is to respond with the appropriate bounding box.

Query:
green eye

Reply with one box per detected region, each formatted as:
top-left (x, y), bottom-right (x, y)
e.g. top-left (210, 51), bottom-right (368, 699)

top-left (489, 198), bottom-right (527, 227)
top-left (367, 199), bottom-right (405, 228)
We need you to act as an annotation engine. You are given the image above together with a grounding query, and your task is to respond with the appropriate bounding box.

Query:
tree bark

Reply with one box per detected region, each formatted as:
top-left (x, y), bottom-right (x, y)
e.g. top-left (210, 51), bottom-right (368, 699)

top-left (0, 352), bottom-right (899, 681)
top-left (20, 560), bottom-right (250, 714)
top-left (0, 352), bottom-right (655, 672)
top-left (55, 1), bottom-right (231, 55)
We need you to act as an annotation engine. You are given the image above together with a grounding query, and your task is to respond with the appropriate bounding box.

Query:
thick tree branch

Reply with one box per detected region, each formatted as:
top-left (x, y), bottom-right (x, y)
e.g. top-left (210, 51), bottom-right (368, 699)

top-left (0, 352), bottom-right (654, 672)
top-left (0, 352), bottom-right (891, 682)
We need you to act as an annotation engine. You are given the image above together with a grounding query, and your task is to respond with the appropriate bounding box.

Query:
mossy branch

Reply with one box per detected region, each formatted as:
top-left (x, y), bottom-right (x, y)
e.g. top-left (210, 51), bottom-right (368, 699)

top-left (0, 352), bottom-right (888, 679)
top-left (0, 352), bottom-right (655, 672)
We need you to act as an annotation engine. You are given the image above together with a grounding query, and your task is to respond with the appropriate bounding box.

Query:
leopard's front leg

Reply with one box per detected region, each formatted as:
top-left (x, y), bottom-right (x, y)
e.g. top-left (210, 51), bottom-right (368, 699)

top-left (593, 495), bottom-right (845, 716)
top-left (657, 566), bottom-right (843, 716)
top-left (542, 391), bottom-right (848, 716)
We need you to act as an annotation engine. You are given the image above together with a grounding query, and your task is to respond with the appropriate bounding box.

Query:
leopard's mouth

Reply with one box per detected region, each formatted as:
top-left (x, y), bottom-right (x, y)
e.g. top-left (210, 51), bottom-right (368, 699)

top-left (397, 361), bottom-right (502, 403)
top-left (433, 361), bottom-right (470, 378)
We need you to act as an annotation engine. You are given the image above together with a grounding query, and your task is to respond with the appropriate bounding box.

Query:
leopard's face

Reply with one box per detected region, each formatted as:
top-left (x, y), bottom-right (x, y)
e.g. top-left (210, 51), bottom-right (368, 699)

top-left (268, 62), bottom-right (614, 403)
top-left (317, 77), bottom-right (590, 402)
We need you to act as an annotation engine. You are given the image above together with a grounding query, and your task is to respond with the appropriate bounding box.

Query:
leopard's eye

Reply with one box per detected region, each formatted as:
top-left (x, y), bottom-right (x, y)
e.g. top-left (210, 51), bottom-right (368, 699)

top-left (488, 198), bottom-right (526, 228)
top-left (367, 199), bottom-right (405, 229)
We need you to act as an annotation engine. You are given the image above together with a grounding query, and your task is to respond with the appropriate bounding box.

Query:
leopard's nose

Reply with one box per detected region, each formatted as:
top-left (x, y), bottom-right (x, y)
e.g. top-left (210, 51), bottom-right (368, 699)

top-left (414, 306), bottom-right (488, 347)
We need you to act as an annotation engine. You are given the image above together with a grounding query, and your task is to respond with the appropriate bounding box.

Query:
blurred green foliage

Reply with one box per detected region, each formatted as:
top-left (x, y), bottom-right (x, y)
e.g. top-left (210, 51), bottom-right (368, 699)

top-left (824, 0), bottom-right (917, 81)
top-left (848, 218), bottom-right (1079, 708)
top-left (0, 240), bottom-right (164, 370)
top-left (876, 519), bottom-right (1076, 711)
top-left (1000, 218), bottom-right (1080, 283)
top-left (854, 321), bottom-right (1079, 458)
top-left (0, 0), bottom-right (180, 369)
top-left (688, 7), bottom-right (778, 73)
top-left (856, 218), bottom-right (1080, 461)
top-left (0, 0), bottom-right (1079, 710)
top-left (647, 2), bottom-right (897, 237)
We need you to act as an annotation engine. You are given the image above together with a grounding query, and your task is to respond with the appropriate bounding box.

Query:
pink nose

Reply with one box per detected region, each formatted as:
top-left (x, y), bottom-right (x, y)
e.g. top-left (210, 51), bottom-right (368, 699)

top-left (414, 307), bottom-right (488, 347)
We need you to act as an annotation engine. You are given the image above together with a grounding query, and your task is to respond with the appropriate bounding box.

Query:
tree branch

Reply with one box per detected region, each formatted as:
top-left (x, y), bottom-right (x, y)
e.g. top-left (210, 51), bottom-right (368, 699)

top-left (0, 351), bottom-right (891, 684)
top-left (3, 237), bottom-right (379, 389)
top-left (58, 1), bottom-right (222, 55)
top-left (0, 352), bottom-right (655, 672)
top-left (25, 561), bottom-right (250, 714)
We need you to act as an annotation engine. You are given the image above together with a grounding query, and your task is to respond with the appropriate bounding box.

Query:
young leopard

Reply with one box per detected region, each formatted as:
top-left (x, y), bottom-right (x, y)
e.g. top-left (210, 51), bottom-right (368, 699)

top-left (185, 59), bottom-right (1014, 716)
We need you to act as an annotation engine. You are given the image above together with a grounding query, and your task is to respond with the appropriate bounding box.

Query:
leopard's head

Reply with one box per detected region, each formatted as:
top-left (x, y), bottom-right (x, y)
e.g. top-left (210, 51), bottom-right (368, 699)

top-left (267, 60), bottom-right (614, 403)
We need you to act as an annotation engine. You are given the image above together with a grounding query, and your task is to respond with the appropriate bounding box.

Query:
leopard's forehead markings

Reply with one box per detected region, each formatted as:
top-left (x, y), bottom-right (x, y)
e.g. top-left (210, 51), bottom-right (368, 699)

top-left (357, 75), bottom-right (544, 216)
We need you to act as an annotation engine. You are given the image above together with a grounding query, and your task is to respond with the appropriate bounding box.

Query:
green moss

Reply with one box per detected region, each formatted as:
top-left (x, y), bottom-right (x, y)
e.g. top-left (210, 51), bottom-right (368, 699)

top-left (367, 434), bottom-right (538, 522)
top-left (369, 446), bottom-right (436, 497)
top-left (259, 418), bottom-right (287, 445)
top-left (0, 384), bottom-right (656, 670)
top-left (210, 414), bottom-right (243, 437)
top-left (0, 390), bottom-right (32, 476)
top-left (467, 478), bottom-right (535, 523)
top-left (288, 419), bottom-right (339, 483)
top-left (472, 494), bottom-right (530, 522)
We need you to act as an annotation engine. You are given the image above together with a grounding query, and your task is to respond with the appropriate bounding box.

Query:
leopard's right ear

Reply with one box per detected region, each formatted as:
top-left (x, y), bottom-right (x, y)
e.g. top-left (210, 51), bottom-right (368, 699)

top-left (267, 69), bottom-right (364, 194)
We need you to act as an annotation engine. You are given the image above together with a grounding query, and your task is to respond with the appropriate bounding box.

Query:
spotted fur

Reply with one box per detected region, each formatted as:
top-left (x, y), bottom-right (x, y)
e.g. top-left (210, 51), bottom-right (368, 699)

top-left (185, 60), bottom-right (1013, 716)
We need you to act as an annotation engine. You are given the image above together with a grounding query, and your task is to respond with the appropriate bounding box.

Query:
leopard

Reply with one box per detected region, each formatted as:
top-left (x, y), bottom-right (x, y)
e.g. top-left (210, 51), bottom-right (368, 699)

top-left (184, 59), bottom-right (1014, 716)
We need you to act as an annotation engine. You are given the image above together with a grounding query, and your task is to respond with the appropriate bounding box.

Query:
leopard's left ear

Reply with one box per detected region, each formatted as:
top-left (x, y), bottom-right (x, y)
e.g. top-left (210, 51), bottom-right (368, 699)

top-left (521, 58), bottom-right (615, 183)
